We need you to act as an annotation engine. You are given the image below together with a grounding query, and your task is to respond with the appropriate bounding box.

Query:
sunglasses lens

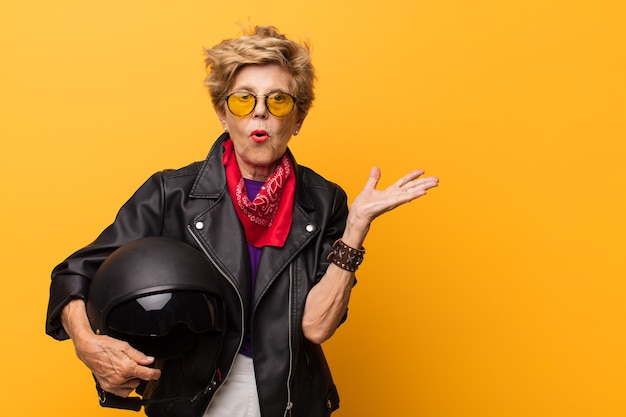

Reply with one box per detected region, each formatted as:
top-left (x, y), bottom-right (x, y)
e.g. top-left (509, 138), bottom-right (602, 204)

top-left (227, 93), bottom-right (255, 116)
top-left (267, 93), bottom-right (295, 117)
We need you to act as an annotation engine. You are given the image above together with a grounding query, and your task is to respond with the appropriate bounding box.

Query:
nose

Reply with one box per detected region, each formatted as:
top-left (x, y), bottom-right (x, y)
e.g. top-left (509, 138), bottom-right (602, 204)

top-left (252, 96), bottom-right (269, 118)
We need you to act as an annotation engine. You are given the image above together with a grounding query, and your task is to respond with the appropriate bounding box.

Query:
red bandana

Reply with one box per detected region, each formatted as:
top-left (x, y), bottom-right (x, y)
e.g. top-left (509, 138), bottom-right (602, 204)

top-left (222, 139), bottom-right (295, 248)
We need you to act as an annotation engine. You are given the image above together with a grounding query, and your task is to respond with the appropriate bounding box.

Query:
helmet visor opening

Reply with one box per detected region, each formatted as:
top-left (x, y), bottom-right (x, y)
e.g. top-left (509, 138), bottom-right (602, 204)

top-left (107, 291), bottom-right (222, 338)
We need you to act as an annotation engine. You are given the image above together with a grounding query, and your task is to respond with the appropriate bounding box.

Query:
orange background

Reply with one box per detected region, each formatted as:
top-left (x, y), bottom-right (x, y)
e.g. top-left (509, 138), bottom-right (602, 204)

top-left (1, 1), bottom-right (625, 416)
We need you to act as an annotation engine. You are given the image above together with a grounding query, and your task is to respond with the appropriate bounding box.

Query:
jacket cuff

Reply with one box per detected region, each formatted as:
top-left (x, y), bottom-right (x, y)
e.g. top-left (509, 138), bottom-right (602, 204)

top-left (45, 275), bottom-right (90, 340)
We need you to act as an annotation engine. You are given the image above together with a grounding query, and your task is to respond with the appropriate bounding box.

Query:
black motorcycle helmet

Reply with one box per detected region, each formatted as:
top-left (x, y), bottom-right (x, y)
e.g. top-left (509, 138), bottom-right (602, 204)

top-left (86, 237), bottom-right (225, 416)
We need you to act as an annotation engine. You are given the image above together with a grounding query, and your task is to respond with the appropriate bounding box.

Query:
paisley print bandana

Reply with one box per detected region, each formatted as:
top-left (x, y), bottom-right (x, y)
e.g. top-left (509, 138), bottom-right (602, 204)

top-left (222, 139), bottom-right (295, 247)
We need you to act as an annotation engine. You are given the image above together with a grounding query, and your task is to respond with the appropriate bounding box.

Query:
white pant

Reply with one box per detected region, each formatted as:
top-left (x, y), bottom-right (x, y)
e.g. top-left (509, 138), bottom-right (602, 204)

top-left (203, 354), bottom-right (261, 417)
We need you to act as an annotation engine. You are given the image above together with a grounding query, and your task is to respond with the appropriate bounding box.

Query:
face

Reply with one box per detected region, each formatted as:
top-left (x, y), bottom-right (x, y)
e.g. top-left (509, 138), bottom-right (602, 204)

top-left (217, 64), bottom-right (307, 181)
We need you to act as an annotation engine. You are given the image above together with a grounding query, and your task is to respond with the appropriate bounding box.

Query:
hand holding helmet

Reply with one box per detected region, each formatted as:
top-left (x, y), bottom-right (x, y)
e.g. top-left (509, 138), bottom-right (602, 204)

top-left (63, 310), bottom-right (162, 398)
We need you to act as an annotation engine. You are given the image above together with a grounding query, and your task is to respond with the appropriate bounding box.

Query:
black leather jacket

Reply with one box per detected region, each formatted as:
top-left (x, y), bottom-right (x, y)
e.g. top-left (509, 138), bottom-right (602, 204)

top-left (46, 133), bottom-right (348, 417)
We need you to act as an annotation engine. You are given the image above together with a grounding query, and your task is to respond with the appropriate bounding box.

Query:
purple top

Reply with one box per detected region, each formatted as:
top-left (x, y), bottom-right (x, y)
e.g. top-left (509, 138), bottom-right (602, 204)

top-left (239, 178), bottom-right (264, 357)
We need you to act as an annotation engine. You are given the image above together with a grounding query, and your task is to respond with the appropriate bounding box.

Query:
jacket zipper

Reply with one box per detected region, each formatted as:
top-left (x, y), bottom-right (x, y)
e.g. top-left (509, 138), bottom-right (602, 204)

top-left (188, 225), bottom-right (245, 409)
top-left (283, 263), bottom-right (295, 417)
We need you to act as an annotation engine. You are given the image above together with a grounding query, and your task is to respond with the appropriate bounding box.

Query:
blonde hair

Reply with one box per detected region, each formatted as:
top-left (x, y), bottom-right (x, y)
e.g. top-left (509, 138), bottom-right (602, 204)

top-left (204, 26), bottom-right (316, 115)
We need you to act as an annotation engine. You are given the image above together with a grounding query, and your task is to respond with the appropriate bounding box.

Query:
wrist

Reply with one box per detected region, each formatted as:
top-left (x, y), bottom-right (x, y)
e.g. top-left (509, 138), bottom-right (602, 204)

top-left (341, 224), bottom-right (369, 250)
top-left (61, 299), bottom-right (94, 340)
top-left (327, 239), bottom-right (366, 272)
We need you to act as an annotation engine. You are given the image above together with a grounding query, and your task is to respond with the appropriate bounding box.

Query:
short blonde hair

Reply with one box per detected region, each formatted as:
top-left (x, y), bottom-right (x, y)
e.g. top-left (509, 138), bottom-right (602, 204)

top-left (204, 26), bottom-right (315, 115)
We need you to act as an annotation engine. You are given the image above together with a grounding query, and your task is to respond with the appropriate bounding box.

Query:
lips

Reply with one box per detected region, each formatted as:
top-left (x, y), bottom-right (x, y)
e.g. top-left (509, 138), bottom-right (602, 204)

top-left (250, 130), bottom-right (270, 143)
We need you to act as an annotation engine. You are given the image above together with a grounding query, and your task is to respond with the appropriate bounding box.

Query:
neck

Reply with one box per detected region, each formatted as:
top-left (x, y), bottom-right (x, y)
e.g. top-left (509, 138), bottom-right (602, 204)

top-left (238, 162), bottom-right (278, 182)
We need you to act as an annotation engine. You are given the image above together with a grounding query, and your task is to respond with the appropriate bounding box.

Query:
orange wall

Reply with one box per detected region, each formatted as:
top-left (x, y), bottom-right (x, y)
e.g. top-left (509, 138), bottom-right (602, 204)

top-left (2, 1), bottom-right (625, 416)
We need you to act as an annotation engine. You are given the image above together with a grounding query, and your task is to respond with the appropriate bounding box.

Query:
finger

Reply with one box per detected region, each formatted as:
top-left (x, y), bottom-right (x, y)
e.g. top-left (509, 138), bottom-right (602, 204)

top-left (414, 176), bottom-right (439, 188)
top-left (402, 179), bottom-right (439, 200)
top-left (124, 345), bottom-right (155, 366)
top-left (394, 169), bottom-right (425, 188)
top-left (133, 364), bottom-right (161, 382)
top-left (403, 174), bottom-right (438, 189)
top-left (364, 166), bottom-right (381, 190)
top-left (98, 377), bottom-right (142, 397)
top-left (123, 348), bottom-right (161, 381)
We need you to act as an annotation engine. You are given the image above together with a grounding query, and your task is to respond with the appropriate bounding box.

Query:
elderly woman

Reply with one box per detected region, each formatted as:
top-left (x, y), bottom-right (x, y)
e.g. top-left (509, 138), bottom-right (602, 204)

top-left (46, 26), bottom-right (438, 417)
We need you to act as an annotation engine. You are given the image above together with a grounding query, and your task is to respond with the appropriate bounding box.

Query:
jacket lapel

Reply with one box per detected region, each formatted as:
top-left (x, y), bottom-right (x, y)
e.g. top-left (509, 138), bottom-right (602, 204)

top-left (189, 133), bottom-right (252, 302)
top-left (253, 203), bottom-right (319, 307)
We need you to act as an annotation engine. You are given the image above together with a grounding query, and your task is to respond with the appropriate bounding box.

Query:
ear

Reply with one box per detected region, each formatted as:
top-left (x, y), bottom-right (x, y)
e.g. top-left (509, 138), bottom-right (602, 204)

top-left (294, 111), bottom-right (308, 135)
top-left (214, 105), bottom-right (228, 131)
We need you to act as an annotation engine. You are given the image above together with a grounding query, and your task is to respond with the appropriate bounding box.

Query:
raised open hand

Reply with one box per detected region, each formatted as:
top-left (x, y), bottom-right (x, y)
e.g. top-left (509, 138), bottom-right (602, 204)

top-left (349, 167), bottom-right (439, 225)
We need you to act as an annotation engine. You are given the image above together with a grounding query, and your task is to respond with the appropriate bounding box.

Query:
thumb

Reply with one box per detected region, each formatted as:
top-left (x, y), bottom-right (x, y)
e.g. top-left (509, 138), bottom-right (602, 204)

top-left (365, 166), bottom-right (381, 190)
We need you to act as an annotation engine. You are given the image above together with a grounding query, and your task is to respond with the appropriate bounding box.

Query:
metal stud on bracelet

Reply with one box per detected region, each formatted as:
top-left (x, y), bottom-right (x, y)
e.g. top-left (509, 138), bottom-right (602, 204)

top-left (327, 239), bottom-right (365, 272)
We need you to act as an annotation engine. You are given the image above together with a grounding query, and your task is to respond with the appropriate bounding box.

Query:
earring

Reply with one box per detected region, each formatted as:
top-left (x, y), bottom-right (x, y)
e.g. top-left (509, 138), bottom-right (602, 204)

top-left (294, 130), bottom-right (299, 135)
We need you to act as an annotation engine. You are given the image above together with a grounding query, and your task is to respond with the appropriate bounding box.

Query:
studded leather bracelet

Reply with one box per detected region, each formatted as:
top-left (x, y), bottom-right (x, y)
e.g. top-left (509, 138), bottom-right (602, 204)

top-left (327, 239), bottom-right (365, 272)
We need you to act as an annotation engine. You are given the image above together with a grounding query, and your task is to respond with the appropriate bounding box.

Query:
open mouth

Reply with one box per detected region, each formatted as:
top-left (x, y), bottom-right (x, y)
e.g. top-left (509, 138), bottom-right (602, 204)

top-left (250, 130), bottom-right (270, 143)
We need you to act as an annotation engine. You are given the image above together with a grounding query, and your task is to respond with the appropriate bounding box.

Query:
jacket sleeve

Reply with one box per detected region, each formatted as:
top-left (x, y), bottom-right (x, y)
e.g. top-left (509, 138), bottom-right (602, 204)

top-left (45, 172), bottom-right (167, 340)
top-left (316, 183), bottom-right (350, 279)
top-left (311, 180), bottom-right (353, 327)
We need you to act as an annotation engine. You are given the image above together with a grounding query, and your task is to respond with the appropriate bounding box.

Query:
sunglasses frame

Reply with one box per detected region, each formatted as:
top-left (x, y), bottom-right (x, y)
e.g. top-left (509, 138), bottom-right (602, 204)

top-left (224, 92), bottom-right (298, 117)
